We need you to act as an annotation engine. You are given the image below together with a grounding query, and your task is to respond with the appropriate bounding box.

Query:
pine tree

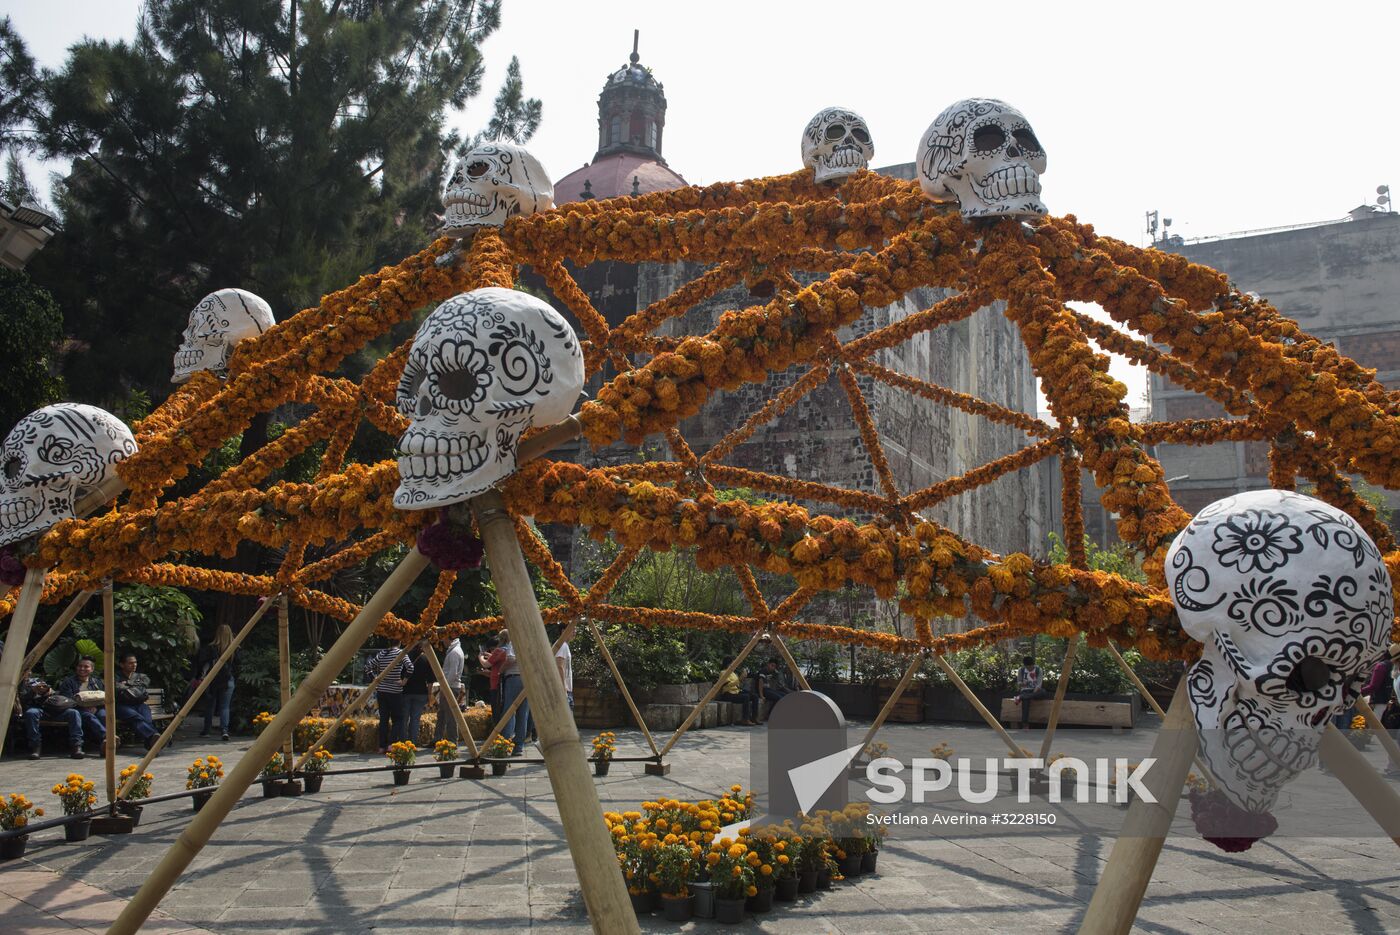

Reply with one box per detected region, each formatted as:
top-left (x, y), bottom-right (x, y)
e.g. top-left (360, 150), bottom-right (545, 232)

top-left (10, 0), bottom-right (540, 403)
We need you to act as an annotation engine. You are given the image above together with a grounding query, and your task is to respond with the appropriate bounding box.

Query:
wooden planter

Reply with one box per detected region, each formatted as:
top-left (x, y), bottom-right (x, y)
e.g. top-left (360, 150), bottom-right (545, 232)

top-left (874, 679), bottom-right (924, 723)
top-left (572, 685), bottom-right (627, 728)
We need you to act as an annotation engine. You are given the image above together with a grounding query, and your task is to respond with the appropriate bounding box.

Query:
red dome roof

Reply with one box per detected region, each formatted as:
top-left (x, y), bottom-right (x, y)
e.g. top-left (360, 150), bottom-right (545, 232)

top-left (553, 153), bottom-right (688, 205)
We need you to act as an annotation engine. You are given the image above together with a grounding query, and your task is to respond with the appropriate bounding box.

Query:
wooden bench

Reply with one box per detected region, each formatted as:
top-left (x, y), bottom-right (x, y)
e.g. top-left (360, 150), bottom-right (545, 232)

top-left (14, 688), bottom-right (176, 751)
top-left (998, 697), bottom-right (1134, 729)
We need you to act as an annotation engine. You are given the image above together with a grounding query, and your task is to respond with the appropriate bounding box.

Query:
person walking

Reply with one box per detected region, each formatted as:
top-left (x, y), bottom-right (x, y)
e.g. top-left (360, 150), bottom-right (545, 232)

top-left (434, 636), bottom-right (466, 744)
top-left (497, 637), bottom-right (530, 754)
top-left (555, 623), bottom-right (575, 710)
top-left (401, 646), bottom-right (433, 747)
top-left (480, 631), bottom-right (509, 724)
top-left (366, 644), bottom-right (414, 752)
top-left (198, 624), bottom-right (238, 741)
top-left (1014, 655), bottom-right (1048, 730)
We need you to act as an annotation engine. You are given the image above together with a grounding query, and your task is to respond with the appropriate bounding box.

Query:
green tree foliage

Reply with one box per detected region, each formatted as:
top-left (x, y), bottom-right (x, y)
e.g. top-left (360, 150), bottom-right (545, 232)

top-left (4, 1), bottom-right (539, 404)
top-left (44, 584), bottom-right (201, 697)
top-left (0, 268), bottom-right (65, 431)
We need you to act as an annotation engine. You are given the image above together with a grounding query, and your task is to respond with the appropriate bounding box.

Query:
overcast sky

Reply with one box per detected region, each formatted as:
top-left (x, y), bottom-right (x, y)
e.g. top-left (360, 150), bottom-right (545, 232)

top-left (8, 0), bottom-right (1400, 407)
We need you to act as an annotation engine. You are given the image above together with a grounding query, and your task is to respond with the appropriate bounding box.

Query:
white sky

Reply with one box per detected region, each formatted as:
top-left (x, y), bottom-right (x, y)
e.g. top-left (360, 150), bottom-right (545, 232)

top-left (8, 0), bottom-right (1400, 408)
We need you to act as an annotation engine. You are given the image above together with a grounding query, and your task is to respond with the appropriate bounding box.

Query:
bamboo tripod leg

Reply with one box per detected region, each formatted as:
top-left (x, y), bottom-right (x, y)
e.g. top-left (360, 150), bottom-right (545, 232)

top-left (108, 548), bottom-right (431, 935)
top-left (1037, 634), bottom-right (1081, 760)
top-left (857, 653), bottom-right (922, 755)
top-left (1318, 722), bottom-right (1400, 845)
top-left (421, 642), bottom-right (479, 759)
top-left (1079, 680), bottom-right (1197, 935)
top-left (658, 629), bottom-right (765, 759)
top-left (471, 489), bottom-right (637, 935)
top-left (291, 640), bottom-right (419, 772)
top-left (0, 566), bottom-right (48, 751)
top-left (1355, 697), bottom-right (1400, 773)
top-left (769, 634), bottom-right (812, 691)
top-left (929, 652), bottom-right (1026, 758)
top-left (586, 619), bottom-right (660, 758)
top-left (21, 589), bottom-right (97, 674)
top-left (118, 596), bottom-right (279, 799)
top-left (1105, 644), bottom-right (1216, 788)
top-left (103, 581), bottom-right (117, 806)
top-left (278, 596), bottom-right (293, 763)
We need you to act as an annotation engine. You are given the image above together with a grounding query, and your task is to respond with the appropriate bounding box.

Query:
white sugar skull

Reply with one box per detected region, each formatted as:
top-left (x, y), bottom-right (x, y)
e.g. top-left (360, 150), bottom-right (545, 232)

top-left (442, 143), bottom-right (553, 233)
top-left (394, 287), bottom-right (583, 508)
top-left (172, 288), bottom-right (275, 383)
top-left (1166, 489), bottom-right (1392, 813)
top-left (917, 98), bottom-right (1047, 219)
top-left (0, 404), bottom-right (137, 547)
top-left (801, 107), bottom-right (874, 184)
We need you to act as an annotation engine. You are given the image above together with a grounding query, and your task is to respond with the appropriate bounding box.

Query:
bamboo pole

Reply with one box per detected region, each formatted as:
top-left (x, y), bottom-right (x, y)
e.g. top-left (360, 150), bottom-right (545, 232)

top-left (290, 639), bottom-right (421, 772)
top-left (1079, 680), bottom-right (1197, 935)
top-left (1037, 634), bottom-right (1081, 760)
top-left (929, 652), bottom-right (1026, 758)
top-left (586, 619), bottom-right (660, 757)
top-left (1104, 644), bottom-right (1216, 788)
top-left (517, 415), bottom-right (581, 464)
top-left (20, 589), bottom-right (97, 674)
top-left (658, 629), bottom-right (766, 758)
top-left (471, 489), bottom-right (637, 935)
top-left (102, 581), bottom-right (117, 805)
top-left (420, 641), bottom-right (479, 759)
top-left (1318, 722), bottom-right (1400, 845)
top-left (117, 596), bottom-right (278, 799)
top-left (109, 548), bottom-right (430, 935)
top-left (1355, 696), bottom-right (1400, 773)
top-left (857, 652), bottom-right (922, 755)
top-left (0, 566), bottom-right (48, 752)
top-left (769, 633), bottom-right (812, 691)
top-left (277, 595), bottom-right (293, 762)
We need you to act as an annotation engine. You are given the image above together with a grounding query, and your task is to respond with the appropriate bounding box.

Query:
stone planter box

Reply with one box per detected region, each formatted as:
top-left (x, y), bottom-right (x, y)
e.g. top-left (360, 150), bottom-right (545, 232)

top-left (573, 684), bottom-right (628, 728)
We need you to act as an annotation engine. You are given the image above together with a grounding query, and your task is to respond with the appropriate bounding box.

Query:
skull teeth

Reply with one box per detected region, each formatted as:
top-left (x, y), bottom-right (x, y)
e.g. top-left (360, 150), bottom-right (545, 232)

top-left (0, 496), bottom-right (41, 530)
top-left (976, 165), bottom-right (1041, 201)
top-left (397, 452), bottom-right (488, 481)
top-left (444, 191), bottom-right (492, 213)
top-left (174, 348), bottom-right (206, 370)
top-left (821, 145), bottom-right (867, 170)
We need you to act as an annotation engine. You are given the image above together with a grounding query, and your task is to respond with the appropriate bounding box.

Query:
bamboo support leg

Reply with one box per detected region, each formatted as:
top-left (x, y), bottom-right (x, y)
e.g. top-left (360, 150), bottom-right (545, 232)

top-left (587, 619), bottom-right (660, 757)
top-left (930, 652), bottom-right (1026, 758)
top-left (658, 629), bottom-right (766, 758)
top-left (769, 634), bottom-right (812, 691)
top-left (1355, 697), bottom-right (1400, 774)
top-left (1079, 680), bottom-right (1197, 935)
top-left (1105, 644), bottom-right (1216, 788)
top-left (1038, 634), bottom-right (1081, 760)
top-left (0, 566), bottom-right (47, 751)
top-left (290, 640), bottom-right (420, 772)
top-left (857, 653), bottom-right (922, 755)
top-left (103, 582), bottom-right (117, 805)
top-left (21, 589), bottom-right (97, 674)
top-left (118, 596), bottom-right (278, 799)
top-left (472, 489), bottom-right (637, 935)
top-left (108, 549), bottom-right (430, 935)
top-left (421, 642), bottom-right (479, 759)
top-left (278, 596), bottom-right (293, 761)
top-left (1319, 722), bottom-right (1400, 845)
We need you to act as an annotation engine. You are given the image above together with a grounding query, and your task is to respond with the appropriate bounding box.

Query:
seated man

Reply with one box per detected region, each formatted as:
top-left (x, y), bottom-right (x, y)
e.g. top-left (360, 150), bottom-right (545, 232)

top-left (717, 659), bottom-right (759, 726)
top-left (115, 653), bottom-right (159, 751)
top-left (56, 657), bottom-right (107, 752)
top-left (18, 673), bottom-right (87, 759)
top-left (754, 658), bottom-right (793, 722)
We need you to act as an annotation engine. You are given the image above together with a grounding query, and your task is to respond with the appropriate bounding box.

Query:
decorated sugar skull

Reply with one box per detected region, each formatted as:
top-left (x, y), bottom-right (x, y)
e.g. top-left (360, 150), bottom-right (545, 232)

top-left (0, 404), bottom-right (137, 547)
top-left (801, 107), bottom-right (874, 184)
top-left (172, 288), bottom-right (275, 383)
top-left (394, 287), bottom-right (583, 508)
top-left (1166, 489), bottom-right (1392, 813)
top-left (442, 143), bottom-right (553, 233)
top-left (917, 98), bottom-right (1047, 219)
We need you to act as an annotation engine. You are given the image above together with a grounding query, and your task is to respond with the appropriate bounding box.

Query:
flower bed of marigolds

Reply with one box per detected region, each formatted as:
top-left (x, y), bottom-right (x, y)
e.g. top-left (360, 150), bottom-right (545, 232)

top-left (606, 787), bottom-right (885, 924)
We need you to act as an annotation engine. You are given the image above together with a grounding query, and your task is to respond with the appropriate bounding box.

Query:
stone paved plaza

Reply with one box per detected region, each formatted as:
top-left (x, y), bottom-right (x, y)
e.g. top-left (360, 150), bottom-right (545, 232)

top-left (2, 719), bottom-right (1399, 934)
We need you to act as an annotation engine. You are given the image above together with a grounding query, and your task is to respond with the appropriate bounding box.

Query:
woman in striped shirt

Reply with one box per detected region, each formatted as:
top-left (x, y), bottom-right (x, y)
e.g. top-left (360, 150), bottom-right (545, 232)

top-left (366, 646), bottom-right (414, 753)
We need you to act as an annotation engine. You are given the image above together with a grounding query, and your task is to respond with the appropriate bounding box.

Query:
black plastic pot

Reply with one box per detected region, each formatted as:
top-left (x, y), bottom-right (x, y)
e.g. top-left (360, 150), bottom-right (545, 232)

top-left (660, 893), bottom-right (694, 922)
top-left (861, 849), bottom-right (878, 874)
top-left (746, 885), bottom-right (774, 913)
top-left (0, 834), bottom-right (28, 860)
top-left (301, 774), bottom-right (324, 794)
top-left (438, 763), bottom-right (456, 779)
top-left (797, 869), bottom-right (818, 894)
top-left (192, 791), bottom-right (212, 813)
top-left (491, 762), bottom-right (508, 777)
top-left (392, 769), bottom-right (411, 786)
top-left (714, 896), bottom-right (745, 924)
top-left (64, 819), bottom-right (92, 842)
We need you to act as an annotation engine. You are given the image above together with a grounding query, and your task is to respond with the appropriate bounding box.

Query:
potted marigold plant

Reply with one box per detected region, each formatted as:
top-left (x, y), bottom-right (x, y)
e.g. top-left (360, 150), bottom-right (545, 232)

top-left (655, 840), bottom-right (699, 922)
top-left (116, 765), bottom-right (154, 825)
top-left (794, 820), bottom-right (825, 894)
top-left (261, 752), bottom-right (289, 798)
top-left (186, 756), bottom-right (224, 812)
top-left (771, 831), bottom-right (802, 901)
top-left (299, 749), bottom-right (332, 793)
top-left (0, 793), bottom-right (43, 860)
top-left (52, 773), bottom-right (96, 842)
top-left (744, 832), bottom-right (776, 913)
top-left (486, 736), bottom-right (514, 776)
top-left (707, 837), bottom-right (756, 924)
top-left (433, 739), bottom-right (458, 779)
top-left (1348, 714), bottom-right (1373, 750)
top-left (386, 741), bottom-right (416, 785)
top-left (591, 731), bottom-right (616, 777)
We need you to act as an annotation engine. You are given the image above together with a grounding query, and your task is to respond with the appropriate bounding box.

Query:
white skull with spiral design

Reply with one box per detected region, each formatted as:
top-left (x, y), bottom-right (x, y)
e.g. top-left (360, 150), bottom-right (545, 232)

top-left (800, 107), bottom-right (874, 184)
top-left (442, 143), bottom-right (553, 233)
top-left (917, 98), bottom-right (1047, 219)
top-left (394, 288), bottom-right (583, 508)
top-left (0, 404), bottom-right (137, 547)
top-left (1166, 489), bottom-right (1392, 813)
top-left (172, 288), bottom-right (275, 383)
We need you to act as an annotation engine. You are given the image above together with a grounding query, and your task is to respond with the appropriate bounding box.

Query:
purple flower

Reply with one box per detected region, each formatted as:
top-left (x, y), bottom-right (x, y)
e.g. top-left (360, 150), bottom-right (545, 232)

top-left (417, 517), bottom-right (484, 571)
top-left (0, 548), bottom-right (26, 587)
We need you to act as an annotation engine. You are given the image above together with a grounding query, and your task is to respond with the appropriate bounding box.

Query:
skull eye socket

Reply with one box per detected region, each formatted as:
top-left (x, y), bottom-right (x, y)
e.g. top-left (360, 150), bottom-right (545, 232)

top-left (824, 124), bottom-right (847, 141)
top-left (972, 125), bottom-right (1006, 154)
top-left (3, 457), bottom-right (19, 481)
top-left (466, 161), bottom-right (489, 179)
top-left (1012, 128), bottom-right (1041, 153)
top-left (1285, 656), bottom-right (1332, 694)
top-left (437, 367), bottom-right (480, 401)
top-left (851, 126), bottom-right (871, 145)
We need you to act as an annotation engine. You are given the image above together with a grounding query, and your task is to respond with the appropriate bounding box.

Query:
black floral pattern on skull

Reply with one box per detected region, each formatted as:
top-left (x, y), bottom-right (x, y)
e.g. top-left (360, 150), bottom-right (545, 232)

top-left (1225, 576), bottom-right (1301, 637)
top-left (1210, 509), bottom-right (1303, 573)
top-left (427, 338), bottom-right (493, 418)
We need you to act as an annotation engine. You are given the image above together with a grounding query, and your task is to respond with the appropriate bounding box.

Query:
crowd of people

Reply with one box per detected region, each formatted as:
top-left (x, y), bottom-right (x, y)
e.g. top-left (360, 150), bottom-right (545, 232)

top-left (15, 653), bottom-right (160, 759)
